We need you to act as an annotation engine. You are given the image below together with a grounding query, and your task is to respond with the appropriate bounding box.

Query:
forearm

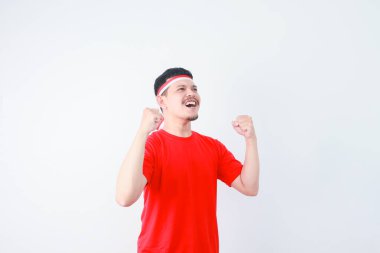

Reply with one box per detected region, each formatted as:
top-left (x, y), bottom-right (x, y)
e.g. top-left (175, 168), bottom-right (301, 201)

top-left (116, 130), bottom-right (149, 206)
top-left (241, 137), bottom-right (260, 195)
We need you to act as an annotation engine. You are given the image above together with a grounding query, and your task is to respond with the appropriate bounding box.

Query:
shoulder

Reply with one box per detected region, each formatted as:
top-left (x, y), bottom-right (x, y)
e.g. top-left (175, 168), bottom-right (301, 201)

top-left (146, 130), bottom-right (163, 148)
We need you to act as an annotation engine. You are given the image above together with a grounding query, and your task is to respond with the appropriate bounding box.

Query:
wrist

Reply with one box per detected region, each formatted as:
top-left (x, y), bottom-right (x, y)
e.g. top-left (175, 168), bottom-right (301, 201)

top-left (136, 128), bottom-right (150, 138)
top-left (245, 136), bottom-right (257, 143)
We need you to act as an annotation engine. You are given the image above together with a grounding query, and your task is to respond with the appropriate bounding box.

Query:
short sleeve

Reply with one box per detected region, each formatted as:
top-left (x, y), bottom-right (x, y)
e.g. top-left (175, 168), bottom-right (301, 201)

top-left (216, 140), bottom-right (243, 187)
top-left (142, 136), bottom-right (156, 184)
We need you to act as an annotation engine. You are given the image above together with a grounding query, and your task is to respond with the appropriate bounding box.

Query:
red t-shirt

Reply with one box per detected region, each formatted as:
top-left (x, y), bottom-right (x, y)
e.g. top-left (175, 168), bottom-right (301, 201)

top-left (138, 129), bottom-right (243, 253)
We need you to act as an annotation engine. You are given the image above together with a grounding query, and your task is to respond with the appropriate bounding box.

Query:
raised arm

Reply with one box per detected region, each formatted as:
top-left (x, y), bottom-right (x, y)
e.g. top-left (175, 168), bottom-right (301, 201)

top-left (115, 108), bottom-right (163, 207)
top-left (231, 115), bottom-right (260, 196)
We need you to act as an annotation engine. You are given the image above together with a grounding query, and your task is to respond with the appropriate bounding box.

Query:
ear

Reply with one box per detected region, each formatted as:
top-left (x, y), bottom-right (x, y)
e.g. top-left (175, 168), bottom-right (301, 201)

top-left (156, 95), bottom-right (166, 109)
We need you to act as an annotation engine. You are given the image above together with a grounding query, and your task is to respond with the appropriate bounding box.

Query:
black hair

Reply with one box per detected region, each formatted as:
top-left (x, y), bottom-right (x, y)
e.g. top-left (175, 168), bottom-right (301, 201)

top-left (154, 67), bottom-right (193, 96)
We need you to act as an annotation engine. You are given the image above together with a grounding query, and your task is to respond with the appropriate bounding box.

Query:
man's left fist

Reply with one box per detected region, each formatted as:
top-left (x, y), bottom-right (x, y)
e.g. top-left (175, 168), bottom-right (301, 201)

top-left (232, 115), bottom-right (256, 139)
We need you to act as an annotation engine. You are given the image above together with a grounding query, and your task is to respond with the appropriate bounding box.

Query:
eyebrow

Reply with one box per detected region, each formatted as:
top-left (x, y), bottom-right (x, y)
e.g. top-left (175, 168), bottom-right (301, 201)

top-left (175, 84), bottom-right (198, 89)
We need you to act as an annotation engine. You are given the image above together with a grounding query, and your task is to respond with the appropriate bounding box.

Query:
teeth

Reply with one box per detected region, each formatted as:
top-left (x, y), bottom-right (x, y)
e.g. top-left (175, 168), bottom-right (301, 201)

top-left (185, 101), bottom-right (196, 106)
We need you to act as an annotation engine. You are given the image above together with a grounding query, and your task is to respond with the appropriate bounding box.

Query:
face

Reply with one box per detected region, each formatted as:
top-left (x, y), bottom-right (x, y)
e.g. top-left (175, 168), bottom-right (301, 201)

top-left (158, 79), bottom-right (201, 121)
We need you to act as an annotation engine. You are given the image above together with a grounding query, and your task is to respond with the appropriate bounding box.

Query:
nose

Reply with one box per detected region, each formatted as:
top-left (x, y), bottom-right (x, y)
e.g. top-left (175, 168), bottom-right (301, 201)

top-left (186, 88), bottom-right (196, 97)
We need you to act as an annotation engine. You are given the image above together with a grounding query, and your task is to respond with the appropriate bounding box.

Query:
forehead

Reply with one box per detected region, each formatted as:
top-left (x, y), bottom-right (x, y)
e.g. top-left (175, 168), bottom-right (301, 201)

top-left (170, 78), bottom-right (196, 88)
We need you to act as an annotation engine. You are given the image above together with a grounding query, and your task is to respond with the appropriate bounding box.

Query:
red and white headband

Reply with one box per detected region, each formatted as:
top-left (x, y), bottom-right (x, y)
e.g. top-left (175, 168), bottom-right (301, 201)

top-left (157, 74), bottom-right (193, 96)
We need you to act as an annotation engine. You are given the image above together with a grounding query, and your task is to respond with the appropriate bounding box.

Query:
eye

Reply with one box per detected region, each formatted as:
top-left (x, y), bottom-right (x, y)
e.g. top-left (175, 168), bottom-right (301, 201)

top-left (178, 87), bottom-right (185, 91)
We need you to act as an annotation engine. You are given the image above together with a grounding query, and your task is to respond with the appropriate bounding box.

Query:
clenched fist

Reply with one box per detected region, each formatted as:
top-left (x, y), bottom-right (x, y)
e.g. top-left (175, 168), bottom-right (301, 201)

top-left (139, 108), bottom-right (164, 134)
top-left (232, 115), bottom-right (256, 139)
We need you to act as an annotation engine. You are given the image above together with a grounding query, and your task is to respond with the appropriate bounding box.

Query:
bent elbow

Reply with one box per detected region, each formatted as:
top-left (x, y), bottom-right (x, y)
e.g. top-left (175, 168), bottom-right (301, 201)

top-left (116, 182), bottom-right (146, 207)
top-left (246, 187), bottom-right (259, 197)
top-left (115, 195), bottom-right (136, 207)
top-left (116, 199), bottom-right (131, 207)
top-left (246, 191), bottom-right (258, 197)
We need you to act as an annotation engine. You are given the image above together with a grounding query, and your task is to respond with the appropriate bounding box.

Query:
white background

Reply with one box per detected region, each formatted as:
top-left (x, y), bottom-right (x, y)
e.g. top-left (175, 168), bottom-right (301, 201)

top-left (1, 0), bottom-right (379, 252)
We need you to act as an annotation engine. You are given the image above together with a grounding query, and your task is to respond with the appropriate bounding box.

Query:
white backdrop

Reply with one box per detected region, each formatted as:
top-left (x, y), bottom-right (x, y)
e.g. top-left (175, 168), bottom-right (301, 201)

top-left (1, 0), bottom-right (379, 252)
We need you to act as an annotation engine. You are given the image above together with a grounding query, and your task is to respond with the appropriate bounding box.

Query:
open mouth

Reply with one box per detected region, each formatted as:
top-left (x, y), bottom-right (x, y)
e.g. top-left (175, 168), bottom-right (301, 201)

top-left (185, 101), bottom-right (197, 108)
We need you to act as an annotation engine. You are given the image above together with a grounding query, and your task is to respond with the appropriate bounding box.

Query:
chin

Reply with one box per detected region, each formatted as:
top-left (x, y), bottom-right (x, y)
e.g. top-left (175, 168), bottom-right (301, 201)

top-left (187, 115), bottom-right (199, 121)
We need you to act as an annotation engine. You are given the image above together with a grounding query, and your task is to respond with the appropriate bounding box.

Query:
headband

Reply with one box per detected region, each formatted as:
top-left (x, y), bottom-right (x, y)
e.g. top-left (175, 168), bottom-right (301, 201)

top-left (157, 74), bottom-right (193, 96)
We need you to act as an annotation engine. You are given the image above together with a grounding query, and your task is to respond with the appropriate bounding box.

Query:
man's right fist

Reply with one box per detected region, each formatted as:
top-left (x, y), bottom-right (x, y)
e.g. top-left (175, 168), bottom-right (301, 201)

top-left (139, 108), bottom-right (164, 134)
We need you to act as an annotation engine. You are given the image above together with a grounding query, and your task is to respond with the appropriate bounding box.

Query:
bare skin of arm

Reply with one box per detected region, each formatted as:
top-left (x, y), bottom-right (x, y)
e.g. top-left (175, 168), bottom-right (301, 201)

top-left (115, 108), bottom-right (163, 207)
top-left (231, 115), bottom-right (260, 196)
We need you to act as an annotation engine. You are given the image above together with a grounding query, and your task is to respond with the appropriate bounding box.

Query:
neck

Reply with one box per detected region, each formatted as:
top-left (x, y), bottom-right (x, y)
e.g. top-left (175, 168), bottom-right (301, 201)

top-left (162, 116), bottom-right (192, 137)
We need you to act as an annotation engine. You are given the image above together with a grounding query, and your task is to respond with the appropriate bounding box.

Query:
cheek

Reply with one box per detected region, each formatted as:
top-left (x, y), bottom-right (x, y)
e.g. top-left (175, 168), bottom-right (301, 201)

top-left (169, 97), bottom-right (182, 107)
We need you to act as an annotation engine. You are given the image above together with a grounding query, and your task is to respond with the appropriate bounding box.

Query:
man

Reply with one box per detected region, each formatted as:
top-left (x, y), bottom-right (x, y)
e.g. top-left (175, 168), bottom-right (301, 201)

top-left (116, 67), bottom-right (260, 253)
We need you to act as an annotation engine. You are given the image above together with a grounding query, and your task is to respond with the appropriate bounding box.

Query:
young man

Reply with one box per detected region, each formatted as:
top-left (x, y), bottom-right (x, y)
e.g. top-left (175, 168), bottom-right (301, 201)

top-left (116, 67), bottom-right (260, 253)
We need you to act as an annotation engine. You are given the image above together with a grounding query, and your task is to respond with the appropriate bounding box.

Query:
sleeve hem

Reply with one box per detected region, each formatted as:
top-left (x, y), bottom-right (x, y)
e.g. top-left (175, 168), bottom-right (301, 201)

top-left (226, 168), bottom-right (242, 187)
